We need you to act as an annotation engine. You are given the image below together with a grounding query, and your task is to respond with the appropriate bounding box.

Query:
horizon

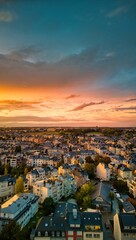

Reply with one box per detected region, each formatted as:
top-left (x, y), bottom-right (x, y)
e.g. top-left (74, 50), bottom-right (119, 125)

top-left (0, 0), bottom-right (136, 127)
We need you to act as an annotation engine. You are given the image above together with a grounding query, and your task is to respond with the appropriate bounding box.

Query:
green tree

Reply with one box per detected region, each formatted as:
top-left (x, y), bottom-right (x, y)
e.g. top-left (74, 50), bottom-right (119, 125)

top-left (84, 163), bottom-right (95, 178)
top-left (108, 191), bottom-right (115, 211)
top-left (15, 176), bottom-right (24, 194)
top-left (0, 220), bottom-right (21, 240)
top-left (4, 167), bottom-right (8, 175)
top-left (42, 197), bottom-right (56, 215)
top-left (113, 180), bottom-right (128, 193)
top-left (75, 182), bottom-right (94, 207)
top-left (75, 191), bottom-right (83, 205)
top-left (82, 194), bottom-right (93, 210)
top-left (24, 167), bottom-right (28, 176)
top-left (15, 145), bottom-right (21, 153)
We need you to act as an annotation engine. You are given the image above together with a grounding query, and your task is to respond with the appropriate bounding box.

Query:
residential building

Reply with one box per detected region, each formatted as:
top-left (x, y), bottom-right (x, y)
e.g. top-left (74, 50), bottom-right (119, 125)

top-left (91, 182), bottom-right (112, 212)
top-left (122, 201), bottom-right (135, 213)
top-left (34, 202), bottom-right (103, 240)
top-left (0, 193), bottom-right (39, 230)
top-left (26, 167), bottom-right (46, 186)
top-left (0, 175), bottom-right (15, 203)
top-left (117, 165), bottom-right (132, 180)
top-left (114, 212), bottom-right (136, 240)
top-left (127, 176), bottom-right (136, 198)
top-left (96, 163), bottom-right (111, 181)
top-left (33, 175), bottom-right (77, 203)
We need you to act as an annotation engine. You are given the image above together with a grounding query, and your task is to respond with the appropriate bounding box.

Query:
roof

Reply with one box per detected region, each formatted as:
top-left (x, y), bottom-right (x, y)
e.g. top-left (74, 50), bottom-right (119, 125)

top-left (122, 201), bottom-right (135, 213)
top-left (119, 213), bottom-right (136, 233)
top-left (91, 182), bottom-right (111, 204)
top-left (35, 202), bottom-right (103, 236)
top-left (82, 212), bottom-right (102, 230)
top-left (0, 193), bottom-right (38, 215)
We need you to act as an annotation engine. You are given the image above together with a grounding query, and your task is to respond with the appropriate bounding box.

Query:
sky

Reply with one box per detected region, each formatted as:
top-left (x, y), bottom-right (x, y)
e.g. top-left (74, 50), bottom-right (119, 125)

top-left (0, 0), bottom-right (136, 127)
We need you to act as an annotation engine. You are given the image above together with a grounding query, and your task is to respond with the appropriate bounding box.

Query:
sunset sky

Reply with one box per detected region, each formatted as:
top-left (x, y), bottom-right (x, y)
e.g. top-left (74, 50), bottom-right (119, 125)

top-left (0, 0), bottom-right (136, 127)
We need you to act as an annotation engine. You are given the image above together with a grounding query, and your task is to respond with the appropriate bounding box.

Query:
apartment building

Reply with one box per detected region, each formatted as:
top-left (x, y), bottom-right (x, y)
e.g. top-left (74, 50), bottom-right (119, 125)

top-left (0, 193), bottom-right (39, 230)
top-left (0, 175), bottom-right (15, 203)
top-left (117, 165), bottom-right (132, 181)
top-left (34, 202), bottom-right (103, 240)
top-left (127, 176), bottom-right (136, 198)
top-left (96, 163), bottom-right (111, 181)
top-left (114, 212), bottom-right (136, 240)
top-left (26, 167), bottom-right (46, 186)
top-left (33, 175), bottom-right (77, 203)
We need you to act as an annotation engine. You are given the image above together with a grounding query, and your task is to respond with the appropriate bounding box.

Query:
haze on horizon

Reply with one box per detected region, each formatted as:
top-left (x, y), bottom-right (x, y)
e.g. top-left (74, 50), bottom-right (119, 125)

top-left (0, 0), bottom-right (136, 127)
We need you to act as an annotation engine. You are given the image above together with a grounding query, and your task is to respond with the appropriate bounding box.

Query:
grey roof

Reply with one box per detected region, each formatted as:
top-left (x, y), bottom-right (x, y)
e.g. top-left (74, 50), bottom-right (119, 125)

top-left (82, 212), bottom-right (102, 230)
top-left (0, 175), bottom-right (15, 183)
top-left (0, 193), bottom-right (38, 215)
top-left (122, 201), bottom-right (135, 213)
top-left (119, 213), bottom-right (136, 233)
top-left (91, 182), bottom-right (111, 204)
top-left (35, 202), bottom-right (103, 236)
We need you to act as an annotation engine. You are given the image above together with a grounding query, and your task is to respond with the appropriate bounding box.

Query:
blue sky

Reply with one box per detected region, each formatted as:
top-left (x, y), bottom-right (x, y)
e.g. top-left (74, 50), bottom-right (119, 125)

top-left (0, 0), bottom-right (136, 127)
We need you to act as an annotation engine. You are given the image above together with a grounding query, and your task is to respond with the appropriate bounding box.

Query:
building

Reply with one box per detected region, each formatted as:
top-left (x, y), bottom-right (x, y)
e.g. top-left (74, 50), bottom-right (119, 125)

top-left (0, 175), bottom-right (15, 203)
top-left (26, 167), bottom-right (46, 186)
top-left (114, 212), bottom-right (136, 240)
top-left (122, 201), bottom-right (135, 213)
top-left (96, 163), bottom-right (111, 181)
top-left (34, 202), bottom-right (103, 240)
top-left (127, 176), bottom-right (136, 198)
top-left (33, 175), bottom-right (77, 203)
top-left (117, 165), bottom-right (132, 181)
top-left (0, 193), bottom-right (39, 230)
top-left (91, 182), bottom-right (111, 212)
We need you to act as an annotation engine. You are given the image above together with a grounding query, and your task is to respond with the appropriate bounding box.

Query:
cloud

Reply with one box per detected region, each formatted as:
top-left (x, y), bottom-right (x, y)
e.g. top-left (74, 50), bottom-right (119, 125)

top-left (70, 101), bottom-right (105, 111)
top-left (0, 115), bottom-right (86, 123)
top-left (125, 98), bottom-right (136, 102)
top-left (106, 6), bottom-right (128, 18)
top-left (0, 99), bottom-right (43, 111)
top-left (0, 44), bottom-right (135, 95)
top-left (65, 94), bottom-right (80, 99)
top-left (0, 11), bottom-right (14, 22)
top-left (5, 46), bottom-right (42, 62)
top-left (114, 106), bottom-right (136, 111)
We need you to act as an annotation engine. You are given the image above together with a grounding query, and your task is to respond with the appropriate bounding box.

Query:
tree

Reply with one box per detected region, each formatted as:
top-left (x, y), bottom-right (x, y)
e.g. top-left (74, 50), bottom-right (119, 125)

top-left (0, 220), bottom-right (21, 240)
top-left (94, 154), bottom-right (101, 165)
top-left (108, 191), bottom-right (115, 211)
top-left (85, 156), bottom-right (94, 163)
top-left (75, 182), bottom-right (94, 208)
top-left (102, 156), bottom-right (111, 164)
top-left (113, 180), bottom-right (128, 193)
top-left (24, 167), bottom-right (28, 176)
top-left (82, 194), bottom-right (93, 210)
top-left (4, 167), bottom-right (8, 175)
top-left (84, 163), bottom-right (95, 178)
top-left (15, 176), bottom-right (24, 194)
top-left (15, 145), bottom-right (21, 153)
top-left (42, 197), bottom-right (56, 215)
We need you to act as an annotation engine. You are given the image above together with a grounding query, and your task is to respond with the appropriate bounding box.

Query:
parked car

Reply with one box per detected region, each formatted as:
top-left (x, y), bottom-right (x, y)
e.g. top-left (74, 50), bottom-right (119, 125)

top-left (105, 222), bottom-right (110, 229)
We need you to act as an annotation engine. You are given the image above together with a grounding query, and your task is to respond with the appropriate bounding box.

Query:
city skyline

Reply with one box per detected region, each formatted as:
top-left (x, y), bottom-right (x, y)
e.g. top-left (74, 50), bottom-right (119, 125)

top-left (0, 0), bottom-right (136, 127)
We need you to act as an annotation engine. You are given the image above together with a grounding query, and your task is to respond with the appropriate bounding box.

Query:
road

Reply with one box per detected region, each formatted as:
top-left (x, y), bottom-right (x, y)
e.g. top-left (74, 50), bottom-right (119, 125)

top-left (102, 197), bottom-right (119, 240)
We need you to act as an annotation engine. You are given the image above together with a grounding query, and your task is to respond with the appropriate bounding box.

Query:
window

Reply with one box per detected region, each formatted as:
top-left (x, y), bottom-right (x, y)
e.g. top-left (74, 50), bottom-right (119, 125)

top-left (45, 231), bottom-right (48, 236)
top-left (94, 234), bottom-right (100, 238)
top-left (57, 231), bottom-right (60, 237)
top-left (86, 234), bottom-right (92, 238)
